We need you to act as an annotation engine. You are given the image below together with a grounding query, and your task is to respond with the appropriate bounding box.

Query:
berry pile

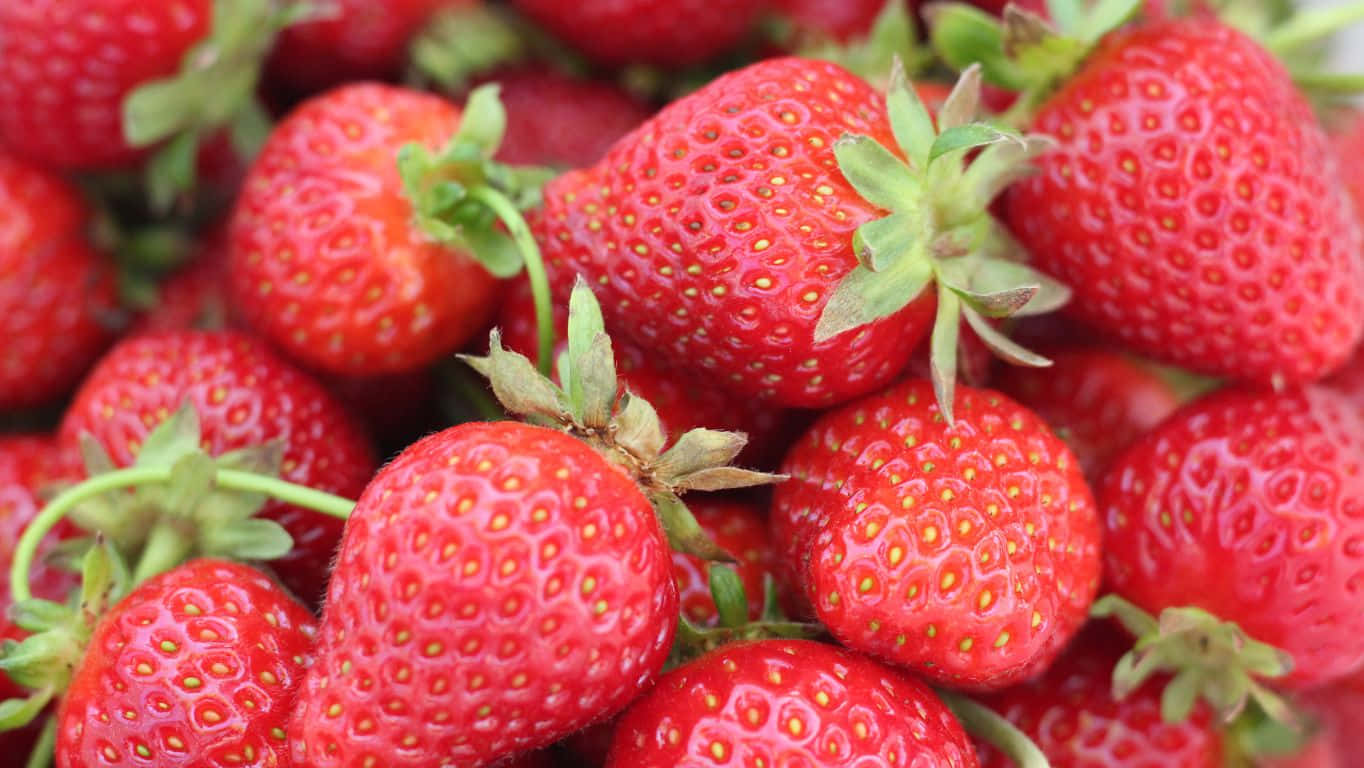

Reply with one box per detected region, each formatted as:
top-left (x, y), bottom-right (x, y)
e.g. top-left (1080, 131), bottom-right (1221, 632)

top-left (2, 0), bottom-right (1363, 766)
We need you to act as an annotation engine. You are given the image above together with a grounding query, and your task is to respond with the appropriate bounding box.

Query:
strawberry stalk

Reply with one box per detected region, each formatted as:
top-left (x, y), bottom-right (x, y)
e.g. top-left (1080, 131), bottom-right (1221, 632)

top-left (937, 690), bottom-right (1051, 768)
top-left (26, 717), bottom-right (55, 768)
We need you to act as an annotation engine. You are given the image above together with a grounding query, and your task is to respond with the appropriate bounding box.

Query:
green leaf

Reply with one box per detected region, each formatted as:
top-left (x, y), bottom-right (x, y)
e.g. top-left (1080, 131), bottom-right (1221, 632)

top-left (228, 98), bottom-right (272, 161)
top-left (1263, 1), bottom-right (1364, 55)
top-left (1160, 668), bottom-right (1205, 723)
top-left (814, 257), bottom-right (935, 342)
top-left (449, 84), bottom-right (508, 159)
top-left (853, 213), bottom-right (920, 272)
top-left (885, 57), bottom-right (938, 170)
top-left (145, 131), bottom-right (201, 213)
top-left (929, 123), bottom-right (1015, 162)
top-left (970, 257), bottom-right (1071, 316)
top-left (834, 134), bottom-right (920, 213)
top-left (929, 289), bottom-right (962, 424)
top-left (654, 429), bottom-right (749, 481)
top-left (0, 690), bottom-right (53, 731)
top-left (7, 600), bottom-right (71, 635)
top-left (122, 77), bottom-right (202, 147)
top-left (708, 564), bottom-right (749, 629)
top-left (163, 452), bottom-right (217, 519)
top-left (949, 283), bottom-right (1039, 318)
top-left (134, 401), bottom-right (203, 470)
top-left (458, 332), bottom-right (570, 421)
top-left (77, 434), bottom-right (117, 478)
top-left (1044, 0), bottom-right (1084, 35)
top-left (79, 537), bottom-right (123, 617)
top-left (935, 63), bottom-right (982, 131)
top-left (652, 494), bottom-right (736, 563)
top-left (1077, 0), bottom-right (1143, 43)
top-left (457, 223), bottom-right (525, 279)
top-left (670, 467), bottom-right (787, 492)
top-left (613, 393), bottom-right (666, 461)
top-left (565, 278), bottom-right (616, 427)
top-left (206, 518), bottom-right (294, 561)
top-left (963, 308), bottom-right (1051, 367)
top-left (957, 134), bottom-right (1052, 210)
top-left (923, 3), bottom-right (1027, 90)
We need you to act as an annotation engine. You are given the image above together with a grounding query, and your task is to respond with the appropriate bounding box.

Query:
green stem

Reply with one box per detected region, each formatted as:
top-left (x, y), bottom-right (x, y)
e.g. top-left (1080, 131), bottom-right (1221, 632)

top-left (467, 185), bottom-right (556, 377)
top-left (938, 690), bottom-right (1052, 768)
top-left (24, 715), bottom-right (56, 768)
top-left (1262, 1), bottom-right (1364, 55)
top-left (10, 467), bottom-right (354, 606)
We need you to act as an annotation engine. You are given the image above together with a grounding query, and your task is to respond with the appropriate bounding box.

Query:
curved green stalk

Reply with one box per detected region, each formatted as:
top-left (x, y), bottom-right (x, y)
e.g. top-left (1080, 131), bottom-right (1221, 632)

top-left (24, 715), bottom-right (56, 768)
top-left (939, 690), bottom-right (1052, 768)
top-left (467, 185), bottom-right (556, 376)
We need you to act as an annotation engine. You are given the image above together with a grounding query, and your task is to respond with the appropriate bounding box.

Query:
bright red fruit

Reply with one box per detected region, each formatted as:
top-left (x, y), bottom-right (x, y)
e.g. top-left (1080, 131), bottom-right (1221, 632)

top-left (56, 559), bottom-right (318, 768)
top-left (488, 68), bottom-right (651, 168)
top-left (58, 330), bottom-right (377, 605)
top-left (606, 639), bottom-right (979, 767)
top-left (976, 628), bottom-right (1224, 768)
top-left (289, 421), bottom-right (678, 767)
top-left (1006, 18), bottom-right (1364, 386)
top-left (0, 152), bottom-right (117, 409)
top-left (1100, 386), bottom-right (1364, 688)
top-left (673, 500), bottom-right (775, 625)
top-left (537, 58), bottom-right (936, 409)
top-left (0, 0), bottom-right (210, 169)
top-left (1331, 109), bottom-right (1364, 218)
top-left (996, 348), bottom-right (1179, 483)
top-left (1295, 670), bottom-right (1364, 767)
top-left (228, 83), bottom-right (500, 376)
top-left (510, 0), bottom-right (766, 68)
top-left (773, 378), bottom-right (1101, 690)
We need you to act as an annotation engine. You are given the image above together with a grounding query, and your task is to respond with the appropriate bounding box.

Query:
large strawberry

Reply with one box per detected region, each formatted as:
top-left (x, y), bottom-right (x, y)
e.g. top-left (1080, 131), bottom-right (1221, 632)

top-left (1096, 385), bottom-right (1364, 720)
top-left (773, 378), bottom-right (1101, 690)
top-left (999, 16), bottom-right (1364, 385)
top-left (537, 56), bottom-right (1065, 414)
top-left (605, 639), bottom-right (979, 767)
top-left (288, 280), bottom-right (780, 767)
top-left (0, 152), bottom-right (117, 410)
top-left (57, 330), bottom-right (376, 605)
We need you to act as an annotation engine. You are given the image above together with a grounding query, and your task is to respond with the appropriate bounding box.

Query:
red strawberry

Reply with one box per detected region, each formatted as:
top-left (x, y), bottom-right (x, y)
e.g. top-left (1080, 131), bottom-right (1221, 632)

top-left (0, 152), bottom-right (117, 410)
top-left (1294, 671), bottom-right (1364, 767)
top-left (56, 559), bottom-right (318, 767)
top-left (605, 639), bottom-right (980, 767)
top-left (772, 378), bottom-right (1101, 690)
top-left (268, 0), bottom-right (464, 92)
top-left (228, 83), bottom-right (502, 376)
top-left (976, 627), bottom-right (1224, 768)
top-left (537, 56), bottom-right (1062, 412)
top-left (489, 68), bottom-right (652, 168)
top-left (1005, 18), bottom-right (1364, 386)
top-left (509, 0), bottom-right (766, 68)
top-left (1330, 109), bottom-right (1364, 219)
top-left (996, 347), bottom-right (1179, 483)
top-left (673, 500), bottom-right (775, 625)
top-left (57, 330), bottom-right (377, 605)
top-left (1099, 385), bottom-right (1364, 694)
top-left (775, 0), bottom-right (909, 43)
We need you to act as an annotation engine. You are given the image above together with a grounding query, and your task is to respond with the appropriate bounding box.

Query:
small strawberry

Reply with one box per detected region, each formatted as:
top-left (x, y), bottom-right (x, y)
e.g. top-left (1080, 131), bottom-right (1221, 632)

top-left (673, 500), bottom-right (776, 626)
top-left (1095, 385), bottom-right (1364, 721)
top-left (0, 152), bottom-right (117, 410)
top-left (996, 347), bottom-right (1179, 483)
top-left (57, 330), bottom-right (377, 605)
top-left (605, 639), bottom-right (979, 767)
top-left (772, 378), bottom-right (1101, 690)
top-left (288, 280), bottom-right (781, 767)
top-left (488, 68), bottom-right (652, 169)
top-left (976, 626), bottom-right (1225, 768)
top-left (537, 56), bottom-right (1065, 414)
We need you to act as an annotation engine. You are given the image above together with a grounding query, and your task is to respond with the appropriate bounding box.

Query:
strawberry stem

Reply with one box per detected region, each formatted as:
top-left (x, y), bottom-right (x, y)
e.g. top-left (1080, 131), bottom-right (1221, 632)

top-left (25, 715), bottom-right (55, 768)
top-left (10, 467), bottom-right (355, 605)
top-left (937, 690), bottom-right (1051, 768)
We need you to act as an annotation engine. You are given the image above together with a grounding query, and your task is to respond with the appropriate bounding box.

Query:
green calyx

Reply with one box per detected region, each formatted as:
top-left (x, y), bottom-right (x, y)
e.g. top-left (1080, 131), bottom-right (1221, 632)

top-left (669, 573), bottom-right (823, 668)
top-left (1091, 595), bottom-right (1296, 725)
top-left (795, 0), bottom-right (935, 88)
top-left (123, 0), bottom-right (314, 211)
top-left (461, 277), bottom-right (787, 560)
top-left (816, 60), bottom-right (1068, 423)
top-left (398, 83), bottom-right (558, 374)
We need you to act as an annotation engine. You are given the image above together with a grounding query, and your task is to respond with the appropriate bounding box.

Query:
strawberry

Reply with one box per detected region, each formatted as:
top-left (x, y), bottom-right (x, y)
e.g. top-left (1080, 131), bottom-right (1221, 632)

top-left (0, 152), bottom-right (117, 410)
top-left (228, 82), bottom-right (522, 376)
top-left (1096, 385), bottom-right (1364, 718)
top-left (509, 0), bottom-right (766, 68)
top-left (55, 559), bottom-right (318, 768)
top-left (267, 0), bottom-right (464, 93)
top-left (772, 378), bottom-right (1101, 690)
top-left (775, 0), bottom-right (909, 43)
top-left (132, 229), bottom-right (233, 334)
top-left (1330, 109), bottom-right (1364, 219)
top-left (289, 280), bottom-right (779, 766)
top-left (605, 639), bottom-right (979, 767)
top-left (976, 626), bottom-right (1224, 768)
top-left (1294, 671), bottom-right (1364, 768)
top-left (673, 500), bottom-right (775, 626)
top-left (1003, 17), bottom-right (1364, 386)
top-left (489, 68), bottom-right (652, 169)
top-left (537, 57), bottom-right (1064, 413)
top-left (57, 330), bottom-right (377, 605)
top-left (996, 347), bottom-right (1179, 483)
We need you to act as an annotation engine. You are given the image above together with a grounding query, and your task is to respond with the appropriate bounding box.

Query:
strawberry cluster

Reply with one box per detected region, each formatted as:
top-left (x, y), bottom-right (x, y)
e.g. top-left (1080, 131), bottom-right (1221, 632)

top-left (2, 1), bottom-right (1364, 767)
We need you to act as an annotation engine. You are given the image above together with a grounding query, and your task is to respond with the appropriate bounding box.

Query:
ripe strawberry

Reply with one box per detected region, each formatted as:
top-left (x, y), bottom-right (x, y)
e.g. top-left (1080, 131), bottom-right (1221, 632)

top-left (775, 0), bottom-right (907, 43)
top-left (673, 500), bottom-right (775, 625)
top-left (1099, 385), bottom-right (1364, 694)
top-left (0, 152), bottom-right (117, 410)
top-left (56, 559), bottom-right (318, 767)
top-left (489, 68), bottom-right (652, 168)
top-left (1005, 18), bottom-right (1364, 386)
top-left (536, 57), bottom-right (1062, 412)
top-left (57, 330), bottom-right (377, 605)
top-left (772, 378), bottom-right (1101, 690)
top-left (1294, 671), bottom-right (1364, 767)
top-left (606, 639), bottom-right (979, 767)
top-left (1330, 109), bottom-right (1364, 218)
top-left (976, 627), bottom-right (1224, 768)
top-left (510, 0), bottom-right (766, 68)
top-left (228, 83), bottom-right (502, 376)
top-left (997, 347), bottom-right (1179, 483)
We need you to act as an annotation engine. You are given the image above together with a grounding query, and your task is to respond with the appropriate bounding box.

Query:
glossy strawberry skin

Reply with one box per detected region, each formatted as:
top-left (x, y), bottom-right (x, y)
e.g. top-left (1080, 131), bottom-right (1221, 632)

top-left (1006, 19), bottom-right (1364, 386)
top-left (607, 639), bottom-right (979, 767)
top-left (773, 379), bottom-right (1102, 690)
top-left (289, 422), bottom-right (678, 768)
top-left (56, 559), bottom-right (318, 768)
top-left (537, 57), bottom-right (936, 409)
top-left (57, 330), bottom-right (377, 606)
top-left (228, 83), bottom-right (499, 376)
top-left (976, 627), bottom-right (1224, 768)
top-left (510, 0), bottom-right (765, 68)
top-left (488, 68), bottom-right (652, 169)
top-left (1100, 386), bottom-right (1364, 688)
top-left (0, 152), bottom-right (117, 409)
top-left (673, 500), bottom-right (775, 625)
top-left (997, 348), bottom-right (1179, 483)
top-left (0, 0), bottom-right (210, 170)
